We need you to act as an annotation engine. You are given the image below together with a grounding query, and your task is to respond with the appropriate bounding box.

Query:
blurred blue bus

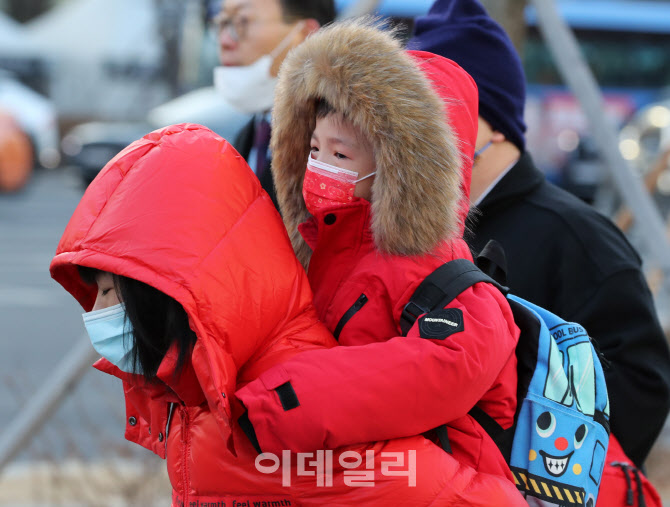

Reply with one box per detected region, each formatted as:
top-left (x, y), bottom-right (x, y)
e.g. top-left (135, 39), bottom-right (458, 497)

top-left (334, 0), bottom-right (433, 17)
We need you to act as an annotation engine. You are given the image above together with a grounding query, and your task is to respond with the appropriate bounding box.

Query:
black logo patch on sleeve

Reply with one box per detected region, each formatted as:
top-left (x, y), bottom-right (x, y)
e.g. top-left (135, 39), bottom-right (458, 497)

top-left (418, 308), bottom-right (464, 340)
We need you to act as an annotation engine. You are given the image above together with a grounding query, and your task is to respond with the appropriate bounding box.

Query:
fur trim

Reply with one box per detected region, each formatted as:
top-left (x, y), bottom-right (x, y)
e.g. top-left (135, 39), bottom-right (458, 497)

top-left (271, 17), bottom-right (462, 266)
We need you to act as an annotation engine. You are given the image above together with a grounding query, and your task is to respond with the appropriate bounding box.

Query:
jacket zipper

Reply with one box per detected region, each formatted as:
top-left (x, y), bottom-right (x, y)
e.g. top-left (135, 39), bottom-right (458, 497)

top-left (165, 402), bottom-right (175, 453)
top-left (333, 293), bottom-right (368, 339)
top-left (180, 406), bottom-right (190, 506)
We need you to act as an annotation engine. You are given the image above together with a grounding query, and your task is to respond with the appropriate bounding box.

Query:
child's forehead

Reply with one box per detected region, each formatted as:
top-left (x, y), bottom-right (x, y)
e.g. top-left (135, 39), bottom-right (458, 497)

top-left (313, 113), bottom-right (369, 144)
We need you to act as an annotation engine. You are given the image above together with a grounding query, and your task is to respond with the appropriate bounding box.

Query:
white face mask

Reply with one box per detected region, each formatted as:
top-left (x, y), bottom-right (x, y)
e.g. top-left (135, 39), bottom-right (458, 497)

top-left (214, 21), bottom-right (304, 114)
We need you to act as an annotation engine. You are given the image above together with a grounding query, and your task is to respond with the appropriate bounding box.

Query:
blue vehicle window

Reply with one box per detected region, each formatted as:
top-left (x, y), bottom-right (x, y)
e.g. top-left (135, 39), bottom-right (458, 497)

top-left (524, 28), bottom-right (670, 89)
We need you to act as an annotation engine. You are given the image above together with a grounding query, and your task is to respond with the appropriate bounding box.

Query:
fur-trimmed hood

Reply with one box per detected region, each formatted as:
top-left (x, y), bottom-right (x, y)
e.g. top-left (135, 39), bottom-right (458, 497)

top-left (271, 18), bottom-right (478, 265)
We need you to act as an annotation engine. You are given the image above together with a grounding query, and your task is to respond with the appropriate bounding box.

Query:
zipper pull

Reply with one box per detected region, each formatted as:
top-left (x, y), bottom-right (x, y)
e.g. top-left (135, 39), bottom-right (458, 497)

top-left (632, 467), bottom-right (647, 507)
top-left (354, 294), bottom-right (368, 308)
top-left (615, 463), bottom-right (634, 506)
top-left (333, 293), bottom-right (369, 339)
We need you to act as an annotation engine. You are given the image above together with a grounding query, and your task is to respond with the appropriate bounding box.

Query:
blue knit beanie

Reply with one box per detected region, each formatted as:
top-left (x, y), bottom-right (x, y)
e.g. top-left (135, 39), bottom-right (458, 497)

top-left (409, 0), bottom-right (527, 151)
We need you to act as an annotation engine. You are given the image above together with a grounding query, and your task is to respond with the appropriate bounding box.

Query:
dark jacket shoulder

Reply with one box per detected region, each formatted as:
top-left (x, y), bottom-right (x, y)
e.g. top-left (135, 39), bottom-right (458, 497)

top-left (470, 153), bottom-right (641, 287)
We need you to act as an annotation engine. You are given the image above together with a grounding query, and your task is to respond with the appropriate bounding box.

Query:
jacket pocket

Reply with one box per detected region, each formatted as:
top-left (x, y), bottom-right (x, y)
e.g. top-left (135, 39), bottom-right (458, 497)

top-left (333, 293), bottom-right (368, 340)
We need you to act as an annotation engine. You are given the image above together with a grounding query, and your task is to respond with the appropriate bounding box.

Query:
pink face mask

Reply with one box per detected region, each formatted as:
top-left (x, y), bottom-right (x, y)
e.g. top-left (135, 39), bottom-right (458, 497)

top-left (302, 155), bottom-right (376, 215)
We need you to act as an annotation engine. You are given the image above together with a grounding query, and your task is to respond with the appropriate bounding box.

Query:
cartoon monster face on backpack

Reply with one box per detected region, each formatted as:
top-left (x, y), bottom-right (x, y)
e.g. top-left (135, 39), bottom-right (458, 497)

top-left (533, 412), bottom-right (587, 478)
top-left (534, 409), bottom-right (605, 483)
top-left (513, 402), bottom-right (607, 506)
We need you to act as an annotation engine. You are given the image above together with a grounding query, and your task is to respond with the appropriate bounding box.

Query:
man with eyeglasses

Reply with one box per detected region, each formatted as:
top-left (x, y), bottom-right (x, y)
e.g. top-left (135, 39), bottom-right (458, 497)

top-left (212, 0), bottom-right (336, 207)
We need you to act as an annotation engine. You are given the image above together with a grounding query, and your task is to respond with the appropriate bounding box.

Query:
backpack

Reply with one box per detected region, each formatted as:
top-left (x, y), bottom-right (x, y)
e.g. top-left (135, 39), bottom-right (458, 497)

top-left (399, 240), bottom-right (610, 507)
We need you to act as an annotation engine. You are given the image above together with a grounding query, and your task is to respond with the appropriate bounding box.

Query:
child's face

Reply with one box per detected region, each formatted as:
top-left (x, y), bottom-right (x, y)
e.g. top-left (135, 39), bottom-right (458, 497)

top-left (310, 113), bottom-right (376, 201)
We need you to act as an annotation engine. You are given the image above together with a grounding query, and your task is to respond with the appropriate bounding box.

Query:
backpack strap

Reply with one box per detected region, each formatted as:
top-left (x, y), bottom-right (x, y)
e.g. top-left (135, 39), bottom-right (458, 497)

top-left (399, 256), bottom-right (508, 454)
top-left (434, 425), bottom-right (452, 454)
top-left (476, 239), bottom-right (508, 286)
top-left (469, 405), bottom-right (508, 451)
top-left (399, 258), bottom-right (507, 336)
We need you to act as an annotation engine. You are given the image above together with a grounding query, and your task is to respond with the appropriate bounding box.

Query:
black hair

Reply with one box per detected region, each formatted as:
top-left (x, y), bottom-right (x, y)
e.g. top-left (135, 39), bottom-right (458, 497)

top-left (78, 266), bottom-right (197, 381)
top-left (314, 97), bottom-right (356, 133)
top-left (279, 0), bottom-right (335, 28)
top-left (315, 97), bottom-right (338, 119)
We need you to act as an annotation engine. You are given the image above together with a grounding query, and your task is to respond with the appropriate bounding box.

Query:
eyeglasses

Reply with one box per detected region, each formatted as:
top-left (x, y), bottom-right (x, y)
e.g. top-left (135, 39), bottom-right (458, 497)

top-left (211, 13), bottom-right (251, 42)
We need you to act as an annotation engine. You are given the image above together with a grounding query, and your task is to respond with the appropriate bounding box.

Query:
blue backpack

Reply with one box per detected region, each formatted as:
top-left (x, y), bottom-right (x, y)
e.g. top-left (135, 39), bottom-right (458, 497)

top-left (399, 241), bottom-right (610, 507)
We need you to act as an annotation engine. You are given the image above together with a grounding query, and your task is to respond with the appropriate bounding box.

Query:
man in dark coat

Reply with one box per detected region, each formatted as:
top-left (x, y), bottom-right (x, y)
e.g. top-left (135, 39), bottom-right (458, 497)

top-left (213, 0), bottom-right (336, 207)
top-left (410, 0), bottom-right (670, 469)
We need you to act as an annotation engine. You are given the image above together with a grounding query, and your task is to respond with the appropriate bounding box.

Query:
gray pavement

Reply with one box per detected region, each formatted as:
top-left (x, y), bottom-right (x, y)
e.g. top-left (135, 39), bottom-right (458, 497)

top-left (0, 167), bottom-right (129, 464)
top-left (0, 167), bottom-right (83, 374)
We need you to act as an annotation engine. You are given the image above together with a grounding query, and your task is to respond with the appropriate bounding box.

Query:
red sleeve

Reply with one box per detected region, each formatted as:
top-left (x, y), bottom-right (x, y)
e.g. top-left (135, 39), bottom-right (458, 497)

top-left (235, 283), bottom-right (519, 454)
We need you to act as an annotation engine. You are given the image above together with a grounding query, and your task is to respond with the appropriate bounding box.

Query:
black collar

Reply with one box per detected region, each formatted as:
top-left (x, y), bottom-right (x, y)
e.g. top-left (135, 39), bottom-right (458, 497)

top-left (477, 152), bottom-right (545, 214)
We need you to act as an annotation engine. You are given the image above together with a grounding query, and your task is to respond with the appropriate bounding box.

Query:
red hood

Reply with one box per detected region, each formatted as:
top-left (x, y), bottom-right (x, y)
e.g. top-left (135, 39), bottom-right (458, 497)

top-left (50, 123), bottom-right (330, 437)
top-left (408, 50), bottom-right (478, 230)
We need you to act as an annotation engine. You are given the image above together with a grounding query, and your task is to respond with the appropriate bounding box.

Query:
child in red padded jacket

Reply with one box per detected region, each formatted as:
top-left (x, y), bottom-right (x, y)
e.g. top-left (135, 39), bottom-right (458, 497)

top-left (236, 18), bottom-right (522, 490)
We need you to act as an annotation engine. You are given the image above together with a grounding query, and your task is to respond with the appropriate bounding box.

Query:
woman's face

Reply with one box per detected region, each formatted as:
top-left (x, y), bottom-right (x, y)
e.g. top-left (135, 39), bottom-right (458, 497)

top-left (92, 271), bottom-right (121, 311)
